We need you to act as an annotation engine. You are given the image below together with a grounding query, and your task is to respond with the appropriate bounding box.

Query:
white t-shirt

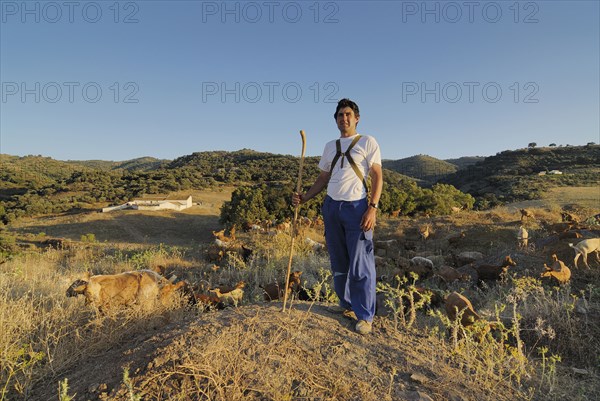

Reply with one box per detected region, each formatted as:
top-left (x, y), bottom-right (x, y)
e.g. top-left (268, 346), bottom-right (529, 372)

top-left (318, 134), bottom-right (382, 201)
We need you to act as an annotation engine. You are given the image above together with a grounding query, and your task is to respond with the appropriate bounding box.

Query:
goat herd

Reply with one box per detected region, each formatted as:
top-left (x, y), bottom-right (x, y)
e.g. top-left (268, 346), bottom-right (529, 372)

top-left (65, 208), bottom-right (600, 337)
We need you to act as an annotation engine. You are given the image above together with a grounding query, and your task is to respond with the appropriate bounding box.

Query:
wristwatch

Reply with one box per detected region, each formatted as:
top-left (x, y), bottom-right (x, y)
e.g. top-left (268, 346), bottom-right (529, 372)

top-left (369, 202), bottom-right (378, 209)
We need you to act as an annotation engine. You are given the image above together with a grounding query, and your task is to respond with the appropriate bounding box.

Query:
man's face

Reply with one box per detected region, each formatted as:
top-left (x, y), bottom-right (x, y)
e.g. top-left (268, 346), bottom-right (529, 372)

top-left (336, 107), bottom-right (359, 132)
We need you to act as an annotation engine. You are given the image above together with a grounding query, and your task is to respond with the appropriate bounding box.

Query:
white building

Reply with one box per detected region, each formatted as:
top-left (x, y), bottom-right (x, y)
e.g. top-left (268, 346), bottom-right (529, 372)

top-left (102, 195), bottom-right (193, 212)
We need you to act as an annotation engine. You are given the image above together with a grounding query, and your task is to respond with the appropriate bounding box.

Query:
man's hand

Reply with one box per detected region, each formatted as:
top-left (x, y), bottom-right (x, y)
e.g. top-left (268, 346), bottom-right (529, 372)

top-left (361, 206), bottom-right (377, 232)
top-left (292, 193), bottom-right (303, 207)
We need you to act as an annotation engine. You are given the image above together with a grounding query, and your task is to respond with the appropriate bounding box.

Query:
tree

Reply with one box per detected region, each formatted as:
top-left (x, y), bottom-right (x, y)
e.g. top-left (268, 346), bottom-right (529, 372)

top-left (528, 142), bottom-right (537, 148)
top-left (549, 143), bottom-right (556, 147)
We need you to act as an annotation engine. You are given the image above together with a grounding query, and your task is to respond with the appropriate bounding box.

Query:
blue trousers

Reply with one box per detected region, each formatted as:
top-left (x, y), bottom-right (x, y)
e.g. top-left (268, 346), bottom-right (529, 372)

top-left (322, 196), bottom-right (376, 322)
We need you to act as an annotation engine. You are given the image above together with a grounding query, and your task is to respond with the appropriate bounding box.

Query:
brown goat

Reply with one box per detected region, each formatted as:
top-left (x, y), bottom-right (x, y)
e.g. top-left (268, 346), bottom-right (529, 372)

top-left (445, 292), bottom-right (481, 328)
top-left (195, 293), bottom-right (225, 310)
top-left (447, 231), bottom-right (466, 246)
top-left (210, 281), bottom-right (246, 306)
top-left (520, 208), bottom-right (534, 222)
top-left (419, 224), bottom-right (431, 241)
top-left (558, 231), bottom-right (583, 240)
top-left (541, 254), bottom-right (571, 285)
top-left (206, 244), bottom-right (225, 263)
top-left (66, 270), bottom-right (185, 313)
top-left (561, 212), bottom-right (578, 223)
top-left (544, 221), bottom-right (573, 234)
top-left (475, 255), bottom-right (517, 281)
top-left (437, 265), bottom-right (470, 283)
top-left (261, 271), bottom-right (303, 301)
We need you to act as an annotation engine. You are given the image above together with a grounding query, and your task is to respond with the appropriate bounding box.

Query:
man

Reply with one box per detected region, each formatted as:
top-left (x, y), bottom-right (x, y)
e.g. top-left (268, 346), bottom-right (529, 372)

top-left (292, 98), bottom-right (383, 335)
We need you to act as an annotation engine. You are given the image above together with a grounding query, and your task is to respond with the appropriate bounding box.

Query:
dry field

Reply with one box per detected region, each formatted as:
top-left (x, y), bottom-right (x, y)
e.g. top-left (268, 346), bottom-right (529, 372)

top-left (1, 188), bottom-right (599, 401)
top-left (8, 188), bottom-right (234, 246)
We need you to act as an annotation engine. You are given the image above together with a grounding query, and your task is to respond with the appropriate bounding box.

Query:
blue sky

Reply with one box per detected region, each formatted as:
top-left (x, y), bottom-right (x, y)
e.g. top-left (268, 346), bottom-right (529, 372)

top-left (1, 0), bottom-right (598, 161)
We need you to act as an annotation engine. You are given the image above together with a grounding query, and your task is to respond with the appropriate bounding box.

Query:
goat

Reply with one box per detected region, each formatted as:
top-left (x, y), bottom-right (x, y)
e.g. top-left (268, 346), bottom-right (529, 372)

top-left (456, 251), bottom-right (484, 265)
top-left (66, 270), bottom-right (186, 313)
top-left (228, 225), bottom-right (237, 241)
top-left (444, 292), bottom-right (481, 328)
top-left (437, 265), bottom-right (470, 283)
top-left (305, 237), bottom-right (326, 252)
top-left (210, 281), bottom-right (245, 306)
top-left (541, 254), bottom-right (571, 285)
top-left (544, 221), bottom-right (573, 234)
top-left (195, 293), bottom-right (226, 310)
top-left (212, 229), bottom-right (230, 243)
top-left (520, 208), bottom-right (534, 222)
top-left (445, 292), bottom-right (498, 342)
top-left (517, 226), bottom-right (529, 249)
top-left (408, 257), bottom-right (434, 278)
top-left (206, 245), bottom-right (225, 263)
top-left (419, 224), bottom-right (431, 241)
top-left (447, 231), bottom-right (465, 246)
top-left (475, 255), bottom-right (516, 281)
top-left (569, 238), bottom-right (600, 269)
top-left (561, 212), bottom-right (578, 223)
top-left (261, 271), bottom-right (303, 301)
top-left (558, 231), bottom-right (582, 240)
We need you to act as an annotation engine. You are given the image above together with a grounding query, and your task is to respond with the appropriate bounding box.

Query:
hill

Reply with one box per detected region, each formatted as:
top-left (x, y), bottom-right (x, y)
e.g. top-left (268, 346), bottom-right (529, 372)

top-left (441, 144), bottom-right (600, 205)
top-left (0, 154), bottom-right (92, 200)
top-left (445, 156), bottom-right (486, 169)
top-left (27, 303), bottom-right (526, 401)
top-left (382, 155), bottom-right (458, 184)
top-left (66, 157), bottom-right (168, 171)
top-left (167, 148), bottom-right (322, 183)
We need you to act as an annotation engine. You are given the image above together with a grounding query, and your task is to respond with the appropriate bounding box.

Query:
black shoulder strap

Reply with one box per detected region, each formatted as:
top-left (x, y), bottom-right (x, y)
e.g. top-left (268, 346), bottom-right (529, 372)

top-left (328, 135), bottom-right (369, 194)
top-left (329, 139), bottom-right (343, 175)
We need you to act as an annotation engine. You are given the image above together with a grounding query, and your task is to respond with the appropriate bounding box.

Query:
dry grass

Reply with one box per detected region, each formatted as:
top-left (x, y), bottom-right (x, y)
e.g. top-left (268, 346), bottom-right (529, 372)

top-left (1, 191), bottom-right (599, 401)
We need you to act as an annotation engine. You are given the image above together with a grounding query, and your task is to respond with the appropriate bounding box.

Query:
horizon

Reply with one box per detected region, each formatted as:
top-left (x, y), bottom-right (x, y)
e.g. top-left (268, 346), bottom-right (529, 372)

top-left (2, 140), bottom-right (595, 164)
top-left (1, 1), bottom-right (599, 161)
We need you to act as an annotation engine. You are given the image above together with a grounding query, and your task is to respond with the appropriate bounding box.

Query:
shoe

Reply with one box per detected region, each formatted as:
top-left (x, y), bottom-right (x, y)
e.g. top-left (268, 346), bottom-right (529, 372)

top-left (355, 320), bottom-right (372, 335)
top-left (342, 309), bottom-right (358, 321)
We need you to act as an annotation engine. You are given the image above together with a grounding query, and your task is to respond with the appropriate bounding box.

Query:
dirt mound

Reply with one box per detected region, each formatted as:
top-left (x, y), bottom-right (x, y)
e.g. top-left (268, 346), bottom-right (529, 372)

top-left (29, 303), bottom-right (525, 401)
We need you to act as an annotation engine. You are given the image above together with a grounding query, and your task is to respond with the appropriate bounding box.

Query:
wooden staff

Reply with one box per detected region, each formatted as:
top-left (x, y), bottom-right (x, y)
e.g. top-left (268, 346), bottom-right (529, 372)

top-left (282, 130), bottom-right (306, 312)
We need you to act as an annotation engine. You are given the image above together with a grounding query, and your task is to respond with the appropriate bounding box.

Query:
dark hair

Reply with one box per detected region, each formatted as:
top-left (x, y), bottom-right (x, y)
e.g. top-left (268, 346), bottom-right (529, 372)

top-left (334, 98), bottom-right (360, 119)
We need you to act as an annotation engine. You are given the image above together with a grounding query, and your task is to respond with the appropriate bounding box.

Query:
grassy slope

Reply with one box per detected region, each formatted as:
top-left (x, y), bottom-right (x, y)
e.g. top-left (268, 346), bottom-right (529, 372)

top-left (3, 184), bottom-right (600, 401)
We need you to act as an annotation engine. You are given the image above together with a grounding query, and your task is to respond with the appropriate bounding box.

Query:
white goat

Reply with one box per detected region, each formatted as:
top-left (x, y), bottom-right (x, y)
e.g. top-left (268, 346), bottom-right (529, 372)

top-left (517, 226), bottom-right (529, 249)
top-left (569, 238), bottom-right (600, 269)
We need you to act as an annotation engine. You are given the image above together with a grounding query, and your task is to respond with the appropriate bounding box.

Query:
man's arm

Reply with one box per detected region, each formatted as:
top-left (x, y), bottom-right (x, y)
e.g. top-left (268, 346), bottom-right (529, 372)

top-left (292, 170), bottom-right (330, 206)
top-left (368, 163), bottom-right (383, 206)
top-left (360, 163), bottom-right (383, 231)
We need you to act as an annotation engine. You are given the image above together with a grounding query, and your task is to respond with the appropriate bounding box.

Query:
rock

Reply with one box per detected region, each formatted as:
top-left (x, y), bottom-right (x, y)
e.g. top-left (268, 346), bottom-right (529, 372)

top-left (457, 251), bottom-right (484, 264)
top-left (449, 394), bottom-right (469, 401)
top-left (397, 390), bottom-right (435, 401)
top-left (426, 255), bottom-right (445, 268)
top-left (571, 367), bottom-right (589, 375)
top-left (457, 265), bottom-right (478, 282)
top-left (410, 372), bottom-right (430, 384)
top-left (376, 293), bottom-right (393, 317)
top-left (375, 239), bottom-right (398, 250)
top-left (575, 298), bottom-right (589, 315)
top-left (376, 248), bottom-right (388, 258)
top-left (396, 256), bottom-right (411, 269)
